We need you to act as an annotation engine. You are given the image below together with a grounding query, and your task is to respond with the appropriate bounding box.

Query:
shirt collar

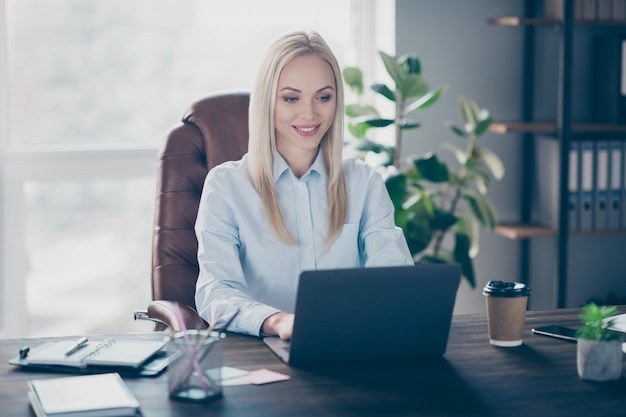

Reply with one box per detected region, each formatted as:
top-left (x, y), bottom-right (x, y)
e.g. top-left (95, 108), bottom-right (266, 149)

top-left (273, 148), bottom-right (327, 183)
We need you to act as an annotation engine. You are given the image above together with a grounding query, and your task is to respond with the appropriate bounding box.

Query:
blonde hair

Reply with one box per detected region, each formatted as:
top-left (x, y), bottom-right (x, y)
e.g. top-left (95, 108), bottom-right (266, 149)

top-left (248, 30), bottom-right (347, 245)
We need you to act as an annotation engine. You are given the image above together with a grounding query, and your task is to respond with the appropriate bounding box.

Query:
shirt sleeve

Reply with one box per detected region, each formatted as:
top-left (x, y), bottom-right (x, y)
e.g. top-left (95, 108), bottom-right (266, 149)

top-left (356, 164), bottom-right (414, 266)
top-left (194, 167), bottom-right (279, 337)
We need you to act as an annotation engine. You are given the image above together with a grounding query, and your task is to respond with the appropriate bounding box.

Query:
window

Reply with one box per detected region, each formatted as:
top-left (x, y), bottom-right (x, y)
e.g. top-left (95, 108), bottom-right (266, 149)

top-left (0, 0), bottom-right (390, 338)
top-left (5, 0), bottom-right (353, 146)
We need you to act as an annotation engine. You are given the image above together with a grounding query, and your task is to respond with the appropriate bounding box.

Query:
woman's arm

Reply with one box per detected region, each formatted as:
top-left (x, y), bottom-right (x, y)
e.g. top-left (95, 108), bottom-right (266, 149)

top-left (194, 165), bottom-right (282, 337)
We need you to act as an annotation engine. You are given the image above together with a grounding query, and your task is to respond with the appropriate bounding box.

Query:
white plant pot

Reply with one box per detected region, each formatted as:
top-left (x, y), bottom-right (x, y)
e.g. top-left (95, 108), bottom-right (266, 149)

top-left (576, 339), bottom-right (623, 382)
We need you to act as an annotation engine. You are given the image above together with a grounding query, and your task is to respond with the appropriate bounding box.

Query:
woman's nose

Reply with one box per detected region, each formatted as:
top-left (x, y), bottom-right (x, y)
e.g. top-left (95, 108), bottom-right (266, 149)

top-left (299, 100), bottom-right (316, 119)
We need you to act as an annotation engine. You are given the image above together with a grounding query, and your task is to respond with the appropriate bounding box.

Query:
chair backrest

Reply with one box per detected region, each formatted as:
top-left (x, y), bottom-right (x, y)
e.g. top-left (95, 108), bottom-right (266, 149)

top-left (152, 91), bottom-right (250, 310)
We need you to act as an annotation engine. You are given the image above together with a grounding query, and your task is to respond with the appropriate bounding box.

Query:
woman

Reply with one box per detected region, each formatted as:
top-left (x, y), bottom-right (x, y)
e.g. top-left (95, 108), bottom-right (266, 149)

top-left (194, 31), bottom-right (412, 340)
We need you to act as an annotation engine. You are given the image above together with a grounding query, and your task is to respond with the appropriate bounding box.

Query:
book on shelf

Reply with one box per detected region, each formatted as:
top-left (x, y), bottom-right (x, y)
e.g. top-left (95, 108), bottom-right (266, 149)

top-left (28, 372), bottom-right (140, 417)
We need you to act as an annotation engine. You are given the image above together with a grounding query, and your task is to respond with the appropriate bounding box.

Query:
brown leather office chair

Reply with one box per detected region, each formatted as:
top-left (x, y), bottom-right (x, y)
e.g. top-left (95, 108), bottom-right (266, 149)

top-left (135, 91), bottom-right (250, 331)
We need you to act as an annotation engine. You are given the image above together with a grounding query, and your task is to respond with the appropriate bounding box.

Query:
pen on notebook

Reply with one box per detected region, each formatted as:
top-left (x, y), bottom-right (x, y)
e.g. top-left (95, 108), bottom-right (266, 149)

top-left (65, 336), bottom-right (89, 356)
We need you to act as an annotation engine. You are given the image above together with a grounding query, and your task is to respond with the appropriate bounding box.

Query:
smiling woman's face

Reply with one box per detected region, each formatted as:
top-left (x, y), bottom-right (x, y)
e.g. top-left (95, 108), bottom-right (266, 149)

top-left (274, 54), bottom-right (336, 173)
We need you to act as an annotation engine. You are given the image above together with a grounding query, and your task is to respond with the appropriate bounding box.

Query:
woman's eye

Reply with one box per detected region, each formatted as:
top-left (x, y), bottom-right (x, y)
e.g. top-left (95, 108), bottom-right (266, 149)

top-left (283, 96), bottom-right (298, 103)
top-left (318, 95), bottom-right (332, 102)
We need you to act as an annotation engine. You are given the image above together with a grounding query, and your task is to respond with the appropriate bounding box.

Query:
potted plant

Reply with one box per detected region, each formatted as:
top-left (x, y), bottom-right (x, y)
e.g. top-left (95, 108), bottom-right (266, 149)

top-left (343, 52), bottom-right (504, 288)
top-left (576, 302), bottom-right (623, 382)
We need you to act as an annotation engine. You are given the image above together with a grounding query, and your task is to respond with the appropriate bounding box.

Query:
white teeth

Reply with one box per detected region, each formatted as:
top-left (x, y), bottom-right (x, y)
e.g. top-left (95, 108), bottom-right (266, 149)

top-left (298, 126), bottom-right (315, 132)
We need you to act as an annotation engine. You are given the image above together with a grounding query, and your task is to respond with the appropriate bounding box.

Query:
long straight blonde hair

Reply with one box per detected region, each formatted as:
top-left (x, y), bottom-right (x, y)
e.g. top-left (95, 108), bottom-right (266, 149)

top-left (248, 31), bottom-right (347, 245)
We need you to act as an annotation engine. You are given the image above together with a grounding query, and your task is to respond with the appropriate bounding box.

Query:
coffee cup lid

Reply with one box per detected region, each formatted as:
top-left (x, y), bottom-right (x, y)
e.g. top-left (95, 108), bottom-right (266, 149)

top-left (482, 280), bottom-right (530, 297)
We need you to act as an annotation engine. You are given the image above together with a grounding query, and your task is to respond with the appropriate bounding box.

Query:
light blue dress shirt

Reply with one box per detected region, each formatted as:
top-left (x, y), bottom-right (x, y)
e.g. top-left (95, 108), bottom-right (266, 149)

top-left (194, 151), bottom-right (412, 336)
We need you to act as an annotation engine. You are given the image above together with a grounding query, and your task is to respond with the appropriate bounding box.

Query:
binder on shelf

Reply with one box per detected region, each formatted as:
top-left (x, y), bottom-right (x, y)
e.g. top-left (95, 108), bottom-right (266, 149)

top-left (594, 141), bottom-right (609, 230)
top-left (597, 0), bottom-right (612, 20)
top-left (583, 0), bottom-right (597, 20)
top-left (569, 142), bottom-right (580, 231)
top-left (608, 141), bottom-right (623, 229)
top-left (535, 138), bottom-right (578, 231)
top-left (544, 0), bottom-right (584, 19)
top-left (592, 34), bottom-right (626, 124)
top-left (613, 0), bottom-right (626, 20)
top-left (580, 141), bottom-right (594, 231)
top-left (622, 140), bottom-right (626, 229)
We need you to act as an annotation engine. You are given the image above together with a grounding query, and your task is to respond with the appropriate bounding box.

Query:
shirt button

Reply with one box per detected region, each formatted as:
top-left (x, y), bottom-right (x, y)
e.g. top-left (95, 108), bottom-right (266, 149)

top-left (304, 248), bottom-right (311, 255)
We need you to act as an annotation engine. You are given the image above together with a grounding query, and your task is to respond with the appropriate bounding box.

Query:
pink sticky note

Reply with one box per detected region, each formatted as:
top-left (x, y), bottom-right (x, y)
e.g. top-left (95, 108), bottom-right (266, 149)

top-left (243, 368), bottom-right (290, 385)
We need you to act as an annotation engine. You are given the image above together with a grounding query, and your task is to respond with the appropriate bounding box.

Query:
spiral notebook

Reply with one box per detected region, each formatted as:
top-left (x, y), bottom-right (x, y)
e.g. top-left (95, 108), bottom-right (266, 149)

top-left (23, 338), bottom-right (165, 369)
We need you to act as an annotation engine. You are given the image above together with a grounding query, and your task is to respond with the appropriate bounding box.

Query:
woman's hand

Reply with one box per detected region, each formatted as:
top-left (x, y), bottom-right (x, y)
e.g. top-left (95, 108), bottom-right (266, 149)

top-left (262, 312), bottom-right (294, 340)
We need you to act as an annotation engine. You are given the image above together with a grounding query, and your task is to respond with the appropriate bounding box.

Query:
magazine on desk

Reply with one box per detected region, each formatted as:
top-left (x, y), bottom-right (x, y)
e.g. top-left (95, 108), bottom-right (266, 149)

top-left (9, 337), bottom-right (170, 377)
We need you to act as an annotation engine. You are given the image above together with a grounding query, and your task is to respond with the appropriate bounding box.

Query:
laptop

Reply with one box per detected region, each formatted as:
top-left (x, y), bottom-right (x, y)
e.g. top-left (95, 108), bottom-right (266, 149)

top-left (263, 263), bottom-right (460, 366)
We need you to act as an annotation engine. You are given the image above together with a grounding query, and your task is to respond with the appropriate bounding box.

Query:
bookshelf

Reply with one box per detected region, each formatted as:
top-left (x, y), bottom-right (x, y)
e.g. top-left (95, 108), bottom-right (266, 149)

top-left (488, 1), bottom-right (626, 308)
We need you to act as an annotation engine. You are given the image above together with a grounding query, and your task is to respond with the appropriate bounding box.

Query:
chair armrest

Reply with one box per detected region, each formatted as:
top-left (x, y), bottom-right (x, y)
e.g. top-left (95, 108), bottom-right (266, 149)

top-left (144, 300), bottom-right (207, 332)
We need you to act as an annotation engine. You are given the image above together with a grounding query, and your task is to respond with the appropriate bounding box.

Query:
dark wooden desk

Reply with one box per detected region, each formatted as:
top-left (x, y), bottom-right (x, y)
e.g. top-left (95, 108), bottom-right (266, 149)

top-left (2, 308), bottom-right (625, 417)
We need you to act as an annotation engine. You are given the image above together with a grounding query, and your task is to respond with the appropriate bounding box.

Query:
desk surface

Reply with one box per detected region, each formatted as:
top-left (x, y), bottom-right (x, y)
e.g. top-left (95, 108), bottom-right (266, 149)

top-left (2, 308), bottom-right (625, 417)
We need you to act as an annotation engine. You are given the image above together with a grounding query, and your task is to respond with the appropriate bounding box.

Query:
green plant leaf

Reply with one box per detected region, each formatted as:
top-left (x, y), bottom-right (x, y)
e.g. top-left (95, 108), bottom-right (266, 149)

top-left (455, 212), bottom-right (480, 258)
top-left (400, 120), bottom-right (421, 130)
top-left (577, 302), bottom-right (623, 341)
top-left (384, 172), bottom-right (407, 211)
top-left (447, 123), bottom-right (467, 138)
top-left (473, 113), bottom-right (493, 136)
top-left (418, 255), bottom-right (448, 264)
top-left (403, 85), bottom-right (448, 114)
top-left (458, 95), bottom-right (481, 129)
top-left (398, 53), bottom-right (421, 75)
top-left (347, 122), bottom-right (369, 138)
top-left (354, 138), bottom-right (387, 153)
top-left (463, 190), bottom-right (497, 229)
top-left (413, 153), bottom-right (450, 183)
top-left (401, 194), bottom-right (434, 256)
top-left (453, 232), bottom-right (475, 288)
top-left (404, 224), bottom-right (431, 258)
top-left (400, 74), bottom-right (429, 99)
top-left (345, 104), bottom-right (379, 118)
top-left (379, 51), bottom-right (404, 87)
top-left (442, 143), bottom-right (467, 165)
top-left (476, 146), bottom-right (505, 180)
top-left (351, 115), bottom-right (395, 128)
top-left (429, 208), bottom-right (457, 231)
top-left (464, 168), bottom-right (490, 195)
top-left (405, 188), bottom-right (436, 217)
top-left (371, 83), bottom-right (396, 102)
top-left (342, 67), bottom-right (364, 95)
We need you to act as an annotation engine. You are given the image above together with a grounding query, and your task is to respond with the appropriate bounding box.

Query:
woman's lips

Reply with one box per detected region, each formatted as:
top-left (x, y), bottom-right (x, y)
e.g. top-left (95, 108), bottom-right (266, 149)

top-left (293, 124), bottom-right (321, 136)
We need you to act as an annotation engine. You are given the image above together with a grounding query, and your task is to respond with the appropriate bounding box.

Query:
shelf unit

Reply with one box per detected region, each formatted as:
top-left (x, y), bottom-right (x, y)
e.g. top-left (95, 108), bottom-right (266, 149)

top-left (488, 1), bottom-right (626, 308)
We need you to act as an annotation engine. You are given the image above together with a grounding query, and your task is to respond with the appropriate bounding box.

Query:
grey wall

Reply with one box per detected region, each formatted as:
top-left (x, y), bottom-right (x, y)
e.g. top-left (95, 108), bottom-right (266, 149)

top-left (395, 0), bottom-right (626, 314)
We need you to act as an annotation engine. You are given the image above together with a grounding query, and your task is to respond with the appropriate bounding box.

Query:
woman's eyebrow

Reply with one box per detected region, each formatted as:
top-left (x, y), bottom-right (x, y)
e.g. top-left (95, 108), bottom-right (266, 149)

top-left (316, 85), bottom-right (335, 93)
top-left (278, 85), bottom-right (335, 93)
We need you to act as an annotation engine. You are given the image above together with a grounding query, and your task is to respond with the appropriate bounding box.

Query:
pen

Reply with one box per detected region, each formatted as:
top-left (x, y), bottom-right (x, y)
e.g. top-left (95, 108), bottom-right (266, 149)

top-left (65, 336), bottom-right (88, 356)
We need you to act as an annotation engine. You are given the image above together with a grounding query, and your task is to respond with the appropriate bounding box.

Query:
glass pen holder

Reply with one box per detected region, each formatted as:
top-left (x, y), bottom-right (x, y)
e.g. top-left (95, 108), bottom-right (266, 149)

top-left (165, 329), bottom-right (223, 402)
